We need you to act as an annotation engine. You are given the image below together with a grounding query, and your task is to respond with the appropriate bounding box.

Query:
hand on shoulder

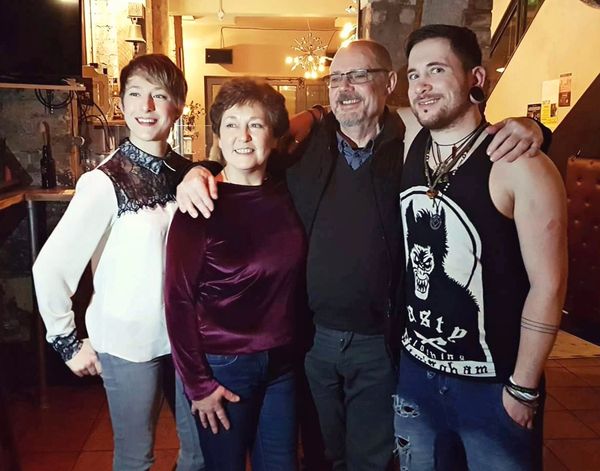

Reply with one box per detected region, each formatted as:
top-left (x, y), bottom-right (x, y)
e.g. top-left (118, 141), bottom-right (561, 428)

top-left (485, 117), bottom-right (544, 162)
top-left (176, 166), bottom-right (219, 219)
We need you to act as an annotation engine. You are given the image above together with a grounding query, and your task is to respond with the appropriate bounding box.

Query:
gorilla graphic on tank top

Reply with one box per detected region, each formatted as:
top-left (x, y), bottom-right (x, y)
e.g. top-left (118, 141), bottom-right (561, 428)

top-left (400, 187), bottom-right (495, 378)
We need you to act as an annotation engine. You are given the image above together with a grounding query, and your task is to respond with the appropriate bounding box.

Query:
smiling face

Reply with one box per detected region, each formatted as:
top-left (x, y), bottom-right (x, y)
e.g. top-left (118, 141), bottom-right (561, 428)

top-left (328, 43), bottom-right (395, 136)
top-left (122, 74), bottom-right (180, 155)
top-left (217, 102), bottom-right (277, 183)
top-left (407, 37), bottom-right (483, 131)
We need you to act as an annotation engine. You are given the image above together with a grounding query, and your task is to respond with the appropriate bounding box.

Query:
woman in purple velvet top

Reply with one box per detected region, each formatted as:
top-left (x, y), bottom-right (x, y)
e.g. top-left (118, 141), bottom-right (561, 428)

top-left (164, 78), bottom-right (306, 471)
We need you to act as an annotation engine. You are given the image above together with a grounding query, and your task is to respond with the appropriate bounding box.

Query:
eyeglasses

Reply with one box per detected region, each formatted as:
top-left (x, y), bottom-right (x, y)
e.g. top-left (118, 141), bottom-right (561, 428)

top-left (322, 68), bottom-right (389, 88)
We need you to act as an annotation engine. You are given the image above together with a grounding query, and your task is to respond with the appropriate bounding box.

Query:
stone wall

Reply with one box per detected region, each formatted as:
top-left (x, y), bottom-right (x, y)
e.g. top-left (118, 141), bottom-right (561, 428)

top-left (0, 90), bottom-right (74, 343)
top-left (360, 0), bottom-right (492, 106)
top-left (0, 91), bottom-right (75, 187)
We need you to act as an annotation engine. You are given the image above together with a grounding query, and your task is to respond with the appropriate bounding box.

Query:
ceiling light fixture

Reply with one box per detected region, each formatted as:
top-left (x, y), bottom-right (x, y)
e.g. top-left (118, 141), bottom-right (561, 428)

top-left (285, 32), bottom-right (327, 79)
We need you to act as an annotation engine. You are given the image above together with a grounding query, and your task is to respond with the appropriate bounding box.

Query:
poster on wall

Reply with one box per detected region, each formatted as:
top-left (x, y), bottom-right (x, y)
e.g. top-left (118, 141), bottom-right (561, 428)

top-left (541, 79), bottom-right (559, 127)
top-left (559, 73), bottom-right (572, 107)
top-left (527, 103), bottom-right (541, 121)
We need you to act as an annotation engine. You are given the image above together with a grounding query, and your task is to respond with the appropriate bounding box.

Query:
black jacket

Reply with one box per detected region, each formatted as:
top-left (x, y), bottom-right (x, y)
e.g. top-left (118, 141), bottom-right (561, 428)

top-left (273, 109), bottom-right (406, 360)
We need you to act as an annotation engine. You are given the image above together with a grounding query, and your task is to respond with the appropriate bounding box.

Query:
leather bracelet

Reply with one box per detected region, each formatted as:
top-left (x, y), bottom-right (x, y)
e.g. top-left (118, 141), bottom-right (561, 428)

top-left (504, 385), bottom-right (539, 409)
top-left (508, 375), bottom-right (539, 397)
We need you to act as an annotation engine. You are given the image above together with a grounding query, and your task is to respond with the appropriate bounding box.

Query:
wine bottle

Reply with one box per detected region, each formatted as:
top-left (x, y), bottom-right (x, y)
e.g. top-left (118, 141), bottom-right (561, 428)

top-left (39, 121), bottom-right (57, 189)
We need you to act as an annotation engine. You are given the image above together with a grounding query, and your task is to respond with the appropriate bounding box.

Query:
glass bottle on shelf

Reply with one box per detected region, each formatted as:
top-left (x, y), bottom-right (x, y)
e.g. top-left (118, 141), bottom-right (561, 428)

top-left (40, 142), bottom-right (57, 189)
top-left (110, 78), bottom-right (124, 121)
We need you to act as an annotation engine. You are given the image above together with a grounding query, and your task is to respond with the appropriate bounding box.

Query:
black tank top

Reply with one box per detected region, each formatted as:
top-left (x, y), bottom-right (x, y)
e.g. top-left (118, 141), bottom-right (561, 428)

top-left (400, 128), bottom-right (529, 382)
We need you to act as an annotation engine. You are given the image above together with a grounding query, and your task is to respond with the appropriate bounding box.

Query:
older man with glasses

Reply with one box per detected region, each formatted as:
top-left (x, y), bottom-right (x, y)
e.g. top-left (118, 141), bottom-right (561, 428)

top-left (173, 39), bottom-right (548, 471)
top-left (295, 41), bottom-right (404, 471)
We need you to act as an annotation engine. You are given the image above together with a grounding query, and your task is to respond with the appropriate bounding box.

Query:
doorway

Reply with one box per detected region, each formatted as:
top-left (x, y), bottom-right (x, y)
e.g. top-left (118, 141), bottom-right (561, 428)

top-left (203, 76), bottom-right (329, 159)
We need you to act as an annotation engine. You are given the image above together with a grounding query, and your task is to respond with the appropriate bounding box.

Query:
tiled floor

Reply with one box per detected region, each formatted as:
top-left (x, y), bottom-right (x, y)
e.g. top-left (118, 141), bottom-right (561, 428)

top-left (8, 384), bottom-right (179, 471)
top-left (6, 330), bottom-right (600, 471)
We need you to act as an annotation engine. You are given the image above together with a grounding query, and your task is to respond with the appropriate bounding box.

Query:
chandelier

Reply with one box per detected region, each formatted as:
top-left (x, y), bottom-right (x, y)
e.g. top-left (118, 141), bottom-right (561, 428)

top-left (285, 32), bottom-right (327, 79)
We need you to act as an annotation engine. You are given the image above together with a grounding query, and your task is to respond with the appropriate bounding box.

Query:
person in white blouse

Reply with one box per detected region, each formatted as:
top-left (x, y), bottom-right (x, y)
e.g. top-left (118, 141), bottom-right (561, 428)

top-left (32, 54), bottom-right (204, 471)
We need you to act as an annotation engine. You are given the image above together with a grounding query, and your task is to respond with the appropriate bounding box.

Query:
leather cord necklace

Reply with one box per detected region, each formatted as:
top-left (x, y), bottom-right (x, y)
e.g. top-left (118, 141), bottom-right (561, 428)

top-left (423, 120), bottom-right (489, 230)
top-left (429, 123), bottom-right (484, 167)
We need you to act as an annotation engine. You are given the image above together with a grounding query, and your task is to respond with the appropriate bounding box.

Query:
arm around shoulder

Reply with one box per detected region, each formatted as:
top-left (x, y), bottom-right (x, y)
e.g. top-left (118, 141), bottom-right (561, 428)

top-left (397, 107), bottom-right (420, 161)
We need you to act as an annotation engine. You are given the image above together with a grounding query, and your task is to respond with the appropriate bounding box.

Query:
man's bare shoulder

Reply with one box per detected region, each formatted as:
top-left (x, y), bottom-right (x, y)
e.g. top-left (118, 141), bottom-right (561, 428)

top-left (490, 150), bottom-right (566, 227)
top-left (492, 151), bottom-right (562, 190)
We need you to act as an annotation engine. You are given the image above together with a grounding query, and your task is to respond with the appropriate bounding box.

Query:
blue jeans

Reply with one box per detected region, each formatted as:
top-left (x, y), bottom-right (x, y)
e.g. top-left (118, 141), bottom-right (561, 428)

top-left (304, 325), bottom-right (396, 471)
top-left (393, 355), bottom-right (544, 471)
top-left (99, 353), bottom-right (205, 471)
top-left (196, 350), bottom-right (297, 471)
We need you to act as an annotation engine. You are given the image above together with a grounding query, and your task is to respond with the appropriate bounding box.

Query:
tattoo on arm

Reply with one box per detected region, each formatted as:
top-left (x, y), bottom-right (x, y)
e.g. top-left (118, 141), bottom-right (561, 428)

top-left (521, 316), bottom-right (560, 335)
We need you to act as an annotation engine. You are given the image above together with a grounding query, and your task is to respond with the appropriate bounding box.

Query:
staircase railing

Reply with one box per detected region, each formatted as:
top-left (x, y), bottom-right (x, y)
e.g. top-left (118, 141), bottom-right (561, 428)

top-left (487, 0), bottom-right (545, 92)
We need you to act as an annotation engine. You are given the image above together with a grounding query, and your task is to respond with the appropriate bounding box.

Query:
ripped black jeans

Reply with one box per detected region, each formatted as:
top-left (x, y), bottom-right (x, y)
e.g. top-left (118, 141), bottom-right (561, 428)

top-left (393, 355), bottom-right (544, 471)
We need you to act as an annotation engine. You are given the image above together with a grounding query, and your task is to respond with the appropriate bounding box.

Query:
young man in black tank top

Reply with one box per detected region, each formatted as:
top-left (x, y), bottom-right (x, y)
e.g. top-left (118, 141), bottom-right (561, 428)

top-left (395, 25), bottom-right (567, 471)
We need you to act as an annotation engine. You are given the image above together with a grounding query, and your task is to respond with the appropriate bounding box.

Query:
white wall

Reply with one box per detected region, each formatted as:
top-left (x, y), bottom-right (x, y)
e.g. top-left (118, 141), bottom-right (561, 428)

top-left (486, 0), bottom-right (600, 128)
top-left (182, 22), bottom-right (335, 157)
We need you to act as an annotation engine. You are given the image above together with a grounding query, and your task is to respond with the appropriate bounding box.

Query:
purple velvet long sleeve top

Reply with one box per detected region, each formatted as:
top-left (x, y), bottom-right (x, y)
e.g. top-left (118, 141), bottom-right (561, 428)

top-left (165, 179), bottom-right (307, 401)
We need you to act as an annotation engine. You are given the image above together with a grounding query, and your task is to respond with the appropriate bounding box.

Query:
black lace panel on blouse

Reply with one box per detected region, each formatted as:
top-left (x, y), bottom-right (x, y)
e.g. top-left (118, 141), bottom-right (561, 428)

top-left (98, 141), bottom-right (179, 216)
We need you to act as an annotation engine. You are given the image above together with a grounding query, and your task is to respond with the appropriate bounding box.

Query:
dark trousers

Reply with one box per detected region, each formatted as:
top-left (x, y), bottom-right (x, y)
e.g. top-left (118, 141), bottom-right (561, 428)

top-left (305, 325), bottom-right (396, 471)
top-left (296, 363), bottom-right (332, 471)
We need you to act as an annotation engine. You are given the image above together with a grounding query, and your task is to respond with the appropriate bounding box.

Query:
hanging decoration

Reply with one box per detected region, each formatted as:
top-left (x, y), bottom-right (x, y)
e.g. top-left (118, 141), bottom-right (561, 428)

top-left (285, 32), bottom-right (327, 79)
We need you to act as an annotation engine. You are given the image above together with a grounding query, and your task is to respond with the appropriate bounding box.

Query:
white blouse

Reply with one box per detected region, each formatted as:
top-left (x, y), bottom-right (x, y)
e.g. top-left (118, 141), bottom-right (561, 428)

top-left (33, 140), bottom-right (183, 363)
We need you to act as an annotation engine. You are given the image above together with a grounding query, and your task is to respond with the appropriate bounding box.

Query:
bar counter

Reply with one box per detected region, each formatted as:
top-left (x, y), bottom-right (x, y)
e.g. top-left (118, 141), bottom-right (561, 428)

top-left (0, 186), bottom-right (75, 407)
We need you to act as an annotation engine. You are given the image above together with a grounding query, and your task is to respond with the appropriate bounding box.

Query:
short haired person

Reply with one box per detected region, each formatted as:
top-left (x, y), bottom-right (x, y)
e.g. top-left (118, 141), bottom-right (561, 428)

top-left (394, 25), bottom-right (567, 470)
top-left (171, 41), bottom-right (549, 471)
top-left (33, 54), bottom-right (204, 471)
top-left (164, 78), bottom-right (306, 471)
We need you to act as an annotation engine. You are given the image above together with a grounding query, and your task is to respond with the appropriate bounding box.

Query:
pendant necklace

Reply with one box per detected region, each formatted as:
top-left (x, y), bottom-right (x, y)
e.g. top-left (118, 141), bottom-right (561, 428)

top-left (424, 120), bottom-right (488, 229)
